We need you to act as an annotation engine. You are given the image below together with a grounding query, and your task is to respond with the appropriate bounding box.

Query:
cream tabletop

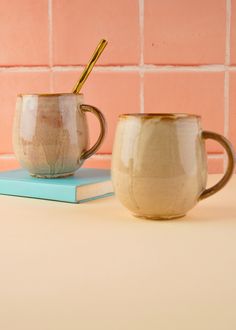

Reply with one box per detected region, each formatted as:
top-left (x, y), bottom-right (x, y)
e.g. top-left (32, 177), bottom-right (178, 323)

top-left (0, 175), bottom-right (235, 330)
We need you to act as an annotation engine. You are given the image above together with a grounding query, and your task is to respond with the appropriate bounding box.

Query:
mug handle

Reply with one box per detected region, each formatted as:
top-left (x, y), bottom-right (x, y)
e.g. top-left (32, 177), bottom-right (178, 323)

top-left (199, 131), bottom-right (235, 200)
top-left (80, 104), bottom-right (106, 160)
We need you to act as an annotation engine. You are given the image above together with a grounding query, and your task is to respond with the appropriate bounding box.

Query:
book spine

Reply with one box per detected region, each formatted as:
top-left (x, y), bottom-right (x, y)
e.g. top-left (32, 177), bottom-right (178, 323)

top-left (0, 180), bottom-right (77, 203)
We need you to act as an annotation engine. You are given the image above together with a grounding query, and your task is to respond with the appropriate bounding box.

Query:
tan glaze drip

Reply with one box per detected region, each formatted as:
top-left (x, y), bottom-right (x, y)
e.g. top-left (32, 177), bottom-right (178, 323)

top-left (13, 93), bottom-right (106, 178)
top-left (111, 114), bottom-right (235, 220)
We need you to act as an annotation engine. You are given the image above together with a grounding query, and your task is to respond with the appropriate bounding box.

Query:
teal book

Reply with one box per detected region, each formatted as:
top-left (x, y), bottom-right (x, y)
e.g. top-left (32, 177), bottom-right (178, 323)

top-left (0, 168), bottom-right (113, 203)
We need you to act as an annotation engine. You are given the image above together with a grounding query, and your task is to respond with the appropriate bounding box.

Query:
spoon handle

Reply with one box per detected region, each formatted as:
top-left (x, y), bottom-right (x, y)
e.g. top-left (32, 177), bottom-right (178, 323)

top-left (72, 39), bottom-right (108, 94)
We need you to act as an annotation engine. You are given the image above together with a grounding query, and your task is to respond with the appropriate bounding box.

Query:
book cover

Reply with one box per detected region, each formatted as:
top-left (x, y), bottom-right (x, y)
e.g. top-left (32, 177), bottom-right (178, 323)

top-left (0, 168), bottom-right (113, 203)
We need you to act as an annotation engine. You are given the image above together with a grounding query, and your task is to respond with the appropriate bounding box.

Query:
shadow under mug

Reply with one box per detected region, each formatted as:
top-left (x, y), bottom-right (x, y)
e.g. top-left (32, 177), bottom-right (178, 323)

top-left (13, 93), bottom-right (106, 178)
top-left (111, 113), bottom-right (235, 220)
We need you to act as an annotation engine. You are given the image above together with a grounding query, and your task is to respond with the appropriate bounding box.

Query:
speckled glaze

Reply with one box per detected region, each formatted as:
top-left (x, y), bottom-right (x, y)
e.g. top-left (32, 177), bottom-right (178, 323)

top-left (112, 114), bottom-right (235, 220)
top-left (13, 93), bottom-right (106, 178)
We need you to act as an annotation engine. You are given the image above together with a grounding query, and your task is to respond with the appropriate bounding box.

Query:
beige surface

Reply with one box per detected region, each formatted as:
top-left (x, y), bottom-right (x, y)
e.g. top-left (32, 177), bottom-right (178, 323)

top-left (0, 175), bottom-right (235, 330)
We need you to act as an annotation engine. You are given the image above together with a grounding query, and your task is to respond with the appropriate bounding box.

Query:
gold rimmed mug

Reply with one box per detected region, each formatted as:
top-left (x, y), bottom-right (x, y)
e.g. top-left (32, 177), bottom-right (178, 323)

top-left (111, 113), bottom-right (235, 220)
top-left (13, 93), bottom-right (106, 178)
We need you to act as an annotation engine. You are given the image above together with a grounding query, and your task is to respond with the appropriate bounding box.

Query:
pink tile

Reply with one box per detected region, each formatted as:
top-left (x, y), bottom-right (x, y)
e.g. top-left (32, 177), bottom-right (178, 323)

top-left (231, 0), bottom-right (236, 64)
top-left (144, 0), bottom-right (226, 64)
top-left (52, 0), bottom-right (140, 65)
top-left (207, 157), bottom-right (224, 174)
top-left (83, 157), bottom-right (111, 169)
top-left (0, 155), bottom-right (111, 172)
top-left (0, 0), bottom-right (49, 65)
top-left (144, 72), bottom-right (225, 152)
top-left (0, 157), bottom-right (20, 172)
top-left (229, 72), bottom-right (236, 151)
top-left (0, 72), bottom-right (51, 153)
top-left (53, 71), bottom-right (140, 153)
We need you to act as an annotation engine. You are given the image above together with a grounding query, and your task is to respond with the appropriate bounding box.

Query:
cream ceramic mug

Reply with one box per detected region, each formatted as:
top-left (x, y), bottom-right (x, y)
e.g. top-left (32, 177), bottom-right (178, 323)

top-left (112, 113), bottom-right (235, 220)
top-left (13, 93), bottom-right (106, 178)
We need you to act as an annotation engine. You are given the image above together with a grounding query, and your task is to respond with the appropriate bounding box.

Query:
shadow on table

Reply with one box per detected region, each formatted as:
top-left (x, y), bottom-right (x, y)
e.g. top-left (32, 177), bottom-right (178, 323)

top-left (128, 204), bottom-right (236, 224)
top-left (88, 195), bottom-right (236, 223)
top-left (184, 204), bottom-right (236, 223)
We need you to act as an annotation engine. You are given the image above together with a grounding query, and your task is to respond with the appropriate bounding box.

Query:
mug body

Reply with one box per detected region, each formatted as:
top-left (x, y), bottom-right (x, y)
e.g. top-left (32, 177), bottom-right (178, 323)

top-left (112, 114), bottom-right (207, 219)
top-left (13, 93), bottom-right (89, 178)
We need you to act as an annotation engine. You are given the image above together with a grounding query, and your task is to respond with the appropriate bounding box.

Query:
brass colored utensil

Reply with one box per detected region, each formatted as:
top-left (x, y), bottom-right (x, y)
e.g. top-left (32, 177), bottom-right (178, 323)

top-left (72, 39), bottom-right (108, 94)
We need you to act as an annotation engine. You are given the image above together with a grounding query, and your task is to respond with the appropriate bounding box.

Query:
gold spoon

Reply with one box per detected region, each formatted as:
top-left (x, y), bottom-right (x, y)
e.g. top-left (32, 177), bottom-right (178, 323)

top-left (72, 39), bottom-right (108, 94)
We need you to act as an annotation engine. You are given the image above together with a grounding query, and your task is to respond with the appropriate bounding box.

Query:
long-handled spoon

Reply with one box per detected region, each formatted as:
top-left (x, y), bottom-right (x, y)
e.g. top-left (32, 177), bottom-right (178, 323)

top-left (72, 39), bottom-right (108, 94)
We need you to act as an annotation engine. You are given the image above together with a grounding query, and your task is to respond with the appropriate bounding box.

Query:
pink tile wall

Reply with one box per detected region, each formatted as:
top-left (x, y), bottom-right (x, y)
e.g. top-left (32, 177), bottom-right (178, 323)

top-left (0, 0), bottom-right (235, 173)
top-left (0, 0), bottom-right (49, 65)
top-left (52, 0), bottom-right (140, 65)
top-left (144, 0), bottom-right (226, 65)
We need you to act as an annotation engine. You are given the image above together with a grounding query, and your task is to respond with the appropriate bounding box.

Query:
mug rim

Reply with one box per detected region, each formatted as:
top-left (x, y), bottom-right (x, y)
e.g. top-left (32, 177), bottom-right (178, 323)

top-left (119, 113), bottom-right (201, 119)
top-left (17, 93), bottom-right (83, 97)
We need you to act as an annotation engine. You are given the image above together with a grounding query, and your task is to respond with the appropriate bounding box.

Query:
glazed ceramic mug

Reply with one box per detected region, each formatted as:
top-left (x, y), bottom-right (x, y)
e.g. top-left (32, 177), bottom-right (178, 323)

top-left (13, 93), bottom-right (106, 178)
top-left (112, 113), bottom-right (235, 220)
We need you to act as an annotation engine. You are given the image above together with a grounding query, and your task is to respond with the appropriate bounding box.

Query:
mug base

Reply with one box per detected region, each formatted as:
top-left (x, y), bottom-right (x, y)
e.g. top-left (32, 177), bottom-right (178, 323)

top-left (30, 171), bottom-right (74, 179)
top-left (134, 213), bottom-right (186, 220)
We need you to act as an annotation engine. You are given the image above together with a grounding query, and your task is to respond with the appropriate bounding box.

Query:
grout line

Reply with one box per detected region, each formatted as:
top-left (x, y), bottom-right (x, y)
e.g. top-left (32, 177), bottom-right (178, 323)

top-left (138, 64), bottom-right (228, 72)
top-left (1, 64), bottom-right (236, 73)
top-left (69, 64), bottom-right (230, 72)
top-left (139, 0), bottom-right (144, 113)
top-left (225, 0), bottom-right (232, 65)
top-left (0, 66), bottom-right (51, 72)
top-left (0, 154), bottom-right (16, 159)
top-left (207, 154), bottom-right (225, 159)
top-left (48, 0), bottom-right (53, 92)
top-left (74, 64), bottom-right (230, 72)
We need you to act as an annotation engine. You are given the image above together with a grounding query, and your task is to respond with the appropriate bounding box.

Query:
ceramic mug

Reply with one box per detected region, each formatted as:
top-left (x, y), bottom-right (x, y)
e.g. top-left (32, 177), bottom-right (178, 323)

top-left (13, 93), bottom-right (106, 178)
top-left (112, 113), bottom-right (235, 220)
